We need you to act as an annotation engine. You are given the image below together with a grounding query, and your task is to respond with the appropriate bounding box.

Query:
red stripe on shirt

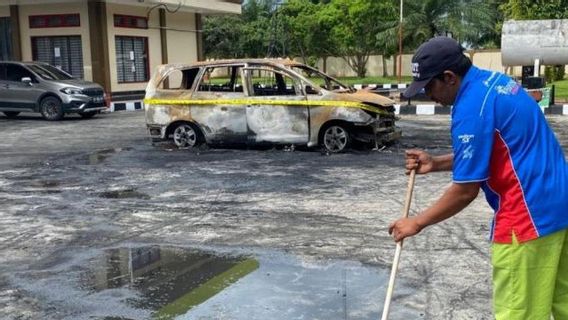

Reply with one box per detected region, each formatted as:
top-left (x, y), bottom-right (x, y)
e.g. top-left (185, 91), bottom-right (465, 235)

top-left (489, 131), bottom-right (538, 243)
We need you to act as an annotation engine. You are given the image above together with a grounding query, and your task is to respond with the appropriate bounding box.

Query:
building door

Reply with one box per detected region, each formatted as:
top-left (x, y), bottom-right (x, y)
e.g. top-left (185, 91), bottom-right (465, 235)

top-left (31, 36), bottom-right (84, 79)
top-left (0, 17), bottom-right (12, 61)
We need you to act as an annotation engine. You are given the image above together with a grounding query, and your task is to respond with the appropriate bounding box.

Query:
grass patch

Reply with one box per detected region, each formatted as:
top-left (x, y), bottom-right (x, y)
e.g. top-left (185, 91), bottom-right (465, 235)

top-left (549, 79), bottom-right (568, 102)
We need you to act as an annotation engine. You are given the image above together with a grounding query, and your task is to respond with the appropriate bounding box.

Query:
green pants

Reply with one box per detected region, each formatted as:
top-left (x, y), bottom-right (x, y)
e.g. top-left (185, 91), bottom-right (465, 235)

top-left (492, 229), bottom-right (568, 320)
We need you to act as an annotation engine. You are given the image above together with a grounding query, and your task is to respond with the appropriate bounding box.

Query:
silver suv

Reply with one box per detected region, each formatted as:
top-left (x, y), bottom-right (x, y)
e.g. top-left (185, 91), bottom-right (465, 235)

top-left (0, 61), bottom-right (107, 120)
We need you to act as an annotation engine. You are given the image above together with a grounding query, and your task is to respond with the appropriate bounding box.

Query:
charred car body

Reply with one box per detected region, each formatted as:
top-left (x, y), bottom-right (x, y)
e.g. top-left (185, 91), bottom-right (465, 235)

top-left (144, 59), bottom-right (401, 152)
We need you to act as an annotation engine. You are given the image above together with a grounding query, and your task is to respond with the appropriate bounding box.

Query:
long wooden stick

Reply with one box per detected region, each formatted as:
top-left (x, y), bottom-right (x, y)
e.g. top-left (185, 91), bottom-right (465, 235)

top-left (381, 169), bottom-right (416, 320)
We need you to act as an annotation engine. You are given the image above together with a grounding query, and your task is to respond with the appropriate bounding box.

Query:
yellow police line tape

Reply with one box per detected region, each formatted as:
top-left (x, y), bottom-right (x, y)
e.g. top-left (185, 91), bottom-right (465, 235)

top-left (143, 98), bottom-right (392, 116)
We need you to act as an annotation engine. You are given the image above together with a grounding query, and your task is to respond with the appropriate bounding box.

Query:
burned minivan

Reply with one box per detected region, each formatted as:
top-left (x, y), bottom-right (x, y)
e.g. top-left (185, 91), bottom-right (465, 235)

top-left (144, 59), bottom-right (401, 153)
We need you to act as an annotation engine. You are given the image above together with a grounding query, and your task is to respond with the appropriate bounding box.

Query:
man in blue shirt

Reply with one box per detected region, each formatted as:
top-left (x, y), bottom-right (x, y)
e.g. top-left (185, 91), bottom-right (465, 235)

top-left (388, 36), bottom-right (568, 319)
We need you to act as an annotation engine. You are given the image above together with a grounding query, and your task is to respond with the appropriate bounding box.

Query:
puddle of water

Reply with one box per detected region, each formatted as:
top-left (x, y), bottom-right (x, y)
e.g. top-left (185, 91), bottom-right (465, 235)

top-left (98, 188), bottom-right (150, 200)
top-left (10, 245), bottom-right (422, 320)
top-left (82, 246), bottom-right (256, 318)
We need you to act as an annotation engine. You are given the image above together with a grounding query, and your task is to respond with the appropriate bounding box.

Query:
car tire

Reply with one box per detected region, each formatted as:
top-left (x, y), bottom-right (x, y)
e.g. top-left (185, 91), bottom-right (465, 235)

top-left (320, 123), bottom-right (351, 153)
top-left (39, 96), bottom-right (64, 121)
top-left (79, 111), bottom-right (97, 119)
top-left (172, 122), bottom-right (201, 148)
top-left (2, 111), bottom-right (20, 118)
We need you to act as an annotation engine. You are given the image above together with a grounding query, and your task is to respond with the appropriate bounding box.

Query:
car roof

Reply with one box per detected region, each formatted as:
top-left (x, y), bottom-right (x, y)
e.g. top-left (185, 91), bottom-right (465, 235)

top-left (172, 58), bottom-right (304, 69)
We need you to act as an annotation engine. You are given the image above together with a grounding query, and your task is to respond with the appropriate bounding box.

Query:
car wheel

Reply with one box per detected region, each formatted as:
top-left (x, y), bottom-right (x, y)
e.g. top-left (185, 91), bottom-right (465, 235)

top-left (79, 111), bottom-right (97, 119)
top-left (172, 123), bottom-right (199, 148)
top-left (39, 96), bottom-right (64, 121)
top-left (321, 124), bottom-right (351, 153)
top-left (2, 111), bottom-right (20, 118)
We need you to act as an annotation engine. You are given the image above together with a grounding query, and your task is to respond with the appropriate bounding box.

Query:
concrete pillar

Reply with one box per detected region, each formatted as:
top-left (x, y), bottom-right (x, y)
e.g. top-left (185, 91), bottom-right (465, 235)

top-left (87, 0), bottom-right (111, 95)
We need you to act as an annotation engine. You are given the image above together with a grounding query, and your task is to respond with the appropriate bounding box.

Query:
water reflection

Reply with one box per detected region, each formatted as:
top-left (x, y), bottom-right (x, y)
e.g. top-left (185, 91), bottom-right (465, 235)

top-left (85, 246), bottom-right (258, 319)
top-left (182, 253), bottom-right (402, 320)
top-left (76, 246), bottom-right (420, 319)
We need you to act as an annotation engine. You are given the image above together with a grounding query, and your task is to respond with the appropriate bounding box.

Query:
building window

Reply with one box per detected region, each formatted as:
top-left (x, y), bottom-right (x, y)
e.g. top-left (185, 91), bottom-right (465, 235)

top-left (32, 36), bottom-right (84, 79)
top-left (114, 15), bottom-right (148, 29)
top-left (29, 14), bottom-right (80, 28)
top-left (115, 36), bottom-right (148, 83)
top-left (0, 17), bottom-right (12, 60)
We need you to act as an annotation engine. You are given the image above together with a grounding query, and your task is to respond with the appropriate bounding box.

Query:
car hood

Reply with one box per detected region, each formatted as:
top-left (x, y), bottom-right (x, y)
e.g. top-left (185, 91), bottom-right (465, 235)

top-left (56, 79), bottom-right (103, 90)
top-left (334, 90), bottom-right (395, 107)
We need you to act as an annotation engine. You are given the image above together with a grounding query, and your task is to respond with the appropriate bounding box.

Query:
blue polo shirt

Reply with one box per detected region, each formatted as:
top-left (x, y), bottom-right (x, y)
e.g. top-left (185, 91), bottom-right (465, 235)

top-left (451, 66), bottom-right (568, 243)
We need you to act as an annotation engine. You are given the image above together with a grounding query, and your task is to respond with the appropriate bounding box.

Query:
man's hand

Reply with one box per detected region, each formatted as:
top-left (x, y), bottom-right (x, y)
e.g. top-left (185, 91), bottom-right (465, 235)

top-left (388, 217), bottom-right (423, 242)
top-left (405, 149), bottom-right (434, 175)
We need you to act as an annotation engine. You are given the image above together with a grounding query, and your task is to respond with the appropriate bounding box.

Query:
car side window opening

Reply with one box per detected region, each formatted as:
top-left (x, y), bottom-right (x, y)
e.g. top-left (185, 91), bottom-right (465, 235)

top-left (26, 64), bottom-right (70, 81)
top-left (6, 65), bottom-right (35, 82)
top-left (197, 66), bottom-right (245, 94)
top-left (158, 68), bottom-right (199, 90)
top-left (247, 68), bottom-right (298, 96)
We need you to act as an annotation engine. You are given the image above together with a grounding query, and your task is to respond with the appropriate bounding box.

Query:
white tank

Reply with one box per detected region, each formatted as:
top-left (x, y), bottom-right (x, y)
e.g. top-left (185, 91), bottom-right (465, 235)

top-left (501, 19), bottom-right (568, 66)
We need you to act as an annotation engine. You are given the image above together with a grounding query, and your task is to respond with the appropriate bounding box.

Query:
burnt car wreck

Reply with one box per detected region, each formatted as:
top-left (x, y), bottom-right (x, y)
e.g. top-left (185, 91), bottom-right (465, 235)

top-left (144, 59), bottom-right (401, 153)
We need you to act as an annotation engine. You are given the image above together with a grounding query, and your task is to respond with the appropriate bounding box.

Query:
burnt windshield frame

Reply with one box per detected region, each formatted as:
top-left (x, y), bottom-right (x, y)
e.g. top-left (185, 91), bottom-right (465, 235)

top-left (290, 65), bottom-right (353, 92)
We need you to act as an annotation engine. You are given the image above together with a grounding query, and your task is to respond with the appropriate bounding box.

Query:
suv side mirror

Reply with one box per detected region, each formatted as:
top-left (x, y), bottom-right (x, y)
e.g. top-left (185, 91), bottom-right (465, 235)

top-left (21, 77), bottom-right (32, 85)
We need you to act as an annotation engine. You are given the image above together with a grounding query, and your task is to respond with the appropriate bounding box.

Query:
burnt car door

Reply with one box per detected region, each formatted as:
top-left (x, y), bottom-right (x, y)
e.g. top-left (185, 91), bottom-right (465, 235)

top-left (243, 66), bottom-right (309, 145)
top-left (191, 65), bottom-right (248, 144)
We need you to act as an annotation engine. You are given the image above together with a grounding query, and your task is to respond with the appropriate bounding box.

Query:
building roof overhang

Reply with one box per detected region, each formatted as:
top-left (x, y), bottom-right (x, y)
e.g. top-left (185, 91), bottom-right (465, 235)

top-left (4, 0), bottom-right (242, 15)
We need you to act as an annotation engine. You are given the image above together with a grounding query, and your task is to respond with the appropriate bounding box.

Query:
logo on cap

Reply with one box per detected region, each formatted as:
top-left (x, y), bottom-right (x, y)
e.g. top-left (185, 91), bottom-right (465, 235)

top-left (411, 63), bottom-right (420, 79)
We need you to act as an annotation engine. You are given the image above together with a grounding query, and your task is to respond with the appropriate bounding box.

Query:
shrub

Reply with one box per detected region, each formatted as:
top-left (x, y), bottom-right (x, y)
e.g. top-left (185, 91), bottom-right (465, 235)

top-left (545, 65), bottom-right (565, 82)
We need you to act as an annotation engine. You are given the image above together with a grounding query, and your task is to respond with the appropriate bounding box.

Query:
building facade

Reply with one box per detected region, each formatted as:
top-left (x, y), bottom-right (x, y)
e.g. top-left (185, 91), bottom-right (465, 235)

top-left (0, 0), bottom-right (241, 105)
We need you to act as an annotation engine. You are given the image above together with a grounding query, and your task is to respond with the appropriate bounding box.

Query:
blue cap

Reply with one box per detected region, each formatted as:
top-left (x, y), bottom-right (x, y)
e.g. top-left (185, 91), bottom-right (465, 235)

top-left (403, 37), bottom-right (465, 98)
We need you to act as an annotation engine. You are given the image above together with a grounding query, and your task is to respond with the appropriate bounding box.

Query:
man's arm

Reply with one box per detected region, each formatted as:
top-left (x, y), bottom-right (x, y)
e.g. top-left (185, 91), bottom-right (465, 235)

top-left (431, 153), bottom-right (453, 172)
top-left (388, 181), bottom-right (480, 242)
top-left (406, 150), bottom-right (453, 174)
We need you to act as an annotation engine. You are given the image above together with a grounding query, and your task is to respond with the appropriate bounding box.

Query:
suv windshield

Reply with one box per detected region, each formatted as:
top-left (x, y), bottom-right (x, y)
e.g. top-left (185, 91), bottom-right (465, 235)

top-left (27, 64), bottom-right (74, 80)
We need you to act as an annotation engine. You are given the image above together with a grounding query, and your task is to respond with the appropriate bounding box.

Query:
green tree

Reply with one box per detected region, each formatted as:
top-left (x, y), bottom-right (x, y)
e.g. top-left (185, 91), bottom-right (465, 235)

top-left (277, 0), bottom-right (338, 67)
top-left (500, 0), bottom-right (568, 19)
top-left (323, 0), bottom-right (398, 77)
top-left (203, 14), bottom-right (244, 59)
top-left (374, 10), bottom-right (400, 77)
top-left (203, 0), bottom-right (277, 59)
top-left (402, 0), bottom-right (498, 49)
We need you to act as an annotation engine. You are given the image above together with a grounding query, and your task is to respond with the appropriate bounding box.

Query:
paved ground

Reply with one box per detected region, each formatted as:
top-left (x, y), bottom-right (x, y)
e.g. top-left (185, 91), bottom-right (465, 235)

top-left (1, 111), bottom-right (567, 319)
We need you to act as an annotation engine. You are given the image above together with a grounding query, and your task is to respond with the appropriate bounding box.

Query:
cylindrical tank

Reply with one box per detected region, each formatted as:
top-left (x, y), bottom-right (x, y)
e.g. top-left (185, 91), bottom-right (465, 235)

top-left (501, 19), bottom-right (568, 66)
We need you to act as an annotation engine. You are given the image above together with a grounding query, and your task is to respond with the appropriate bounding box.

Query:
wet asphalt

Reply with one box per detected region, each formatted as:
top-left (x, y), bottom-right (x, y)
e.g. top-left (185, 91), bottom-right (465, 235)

top-left (1, 111), bottom-right (568, 319)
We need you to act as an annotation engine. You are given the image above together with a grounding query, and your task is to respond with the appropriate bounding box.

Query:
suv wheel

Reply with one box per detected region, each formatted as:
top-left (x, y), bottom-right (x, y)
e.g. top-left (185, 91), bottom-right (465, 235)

top-left (2, 111), bottom-right (20, 118)
top-left (320, 124), bottom-right (351, 153)
top-left (79, 111), bottom-right (97, 119)
top-left (40, 96), bottom-right (64, 121)
top-left (172, 123), bottom-right (200, 148)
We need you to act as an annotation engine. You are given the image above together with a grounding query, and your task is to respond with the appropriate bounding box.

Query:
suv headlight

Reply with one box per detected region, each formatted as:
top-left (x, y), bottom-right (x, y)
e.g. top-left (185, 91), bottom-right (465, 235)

top-left (60, 87), bottom-right (83, 95)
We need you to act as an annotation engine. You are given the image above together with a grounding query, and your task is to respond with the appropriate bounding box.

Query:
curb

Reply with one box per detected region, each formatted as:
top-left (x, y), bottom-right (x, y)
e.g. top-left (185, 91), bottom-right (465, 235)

top-left (394, 104), bottom-right (448, 115)
top-left (104, 101), bottom-right (568, 116)
top-left (353, 83), bottom-right (408, 90)
top-left (544, 104), bottom-right (568, 115)
top-left (108, 100), bottom-right (145, 112)
top-left (393, 104), bottom-right (568, 116)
